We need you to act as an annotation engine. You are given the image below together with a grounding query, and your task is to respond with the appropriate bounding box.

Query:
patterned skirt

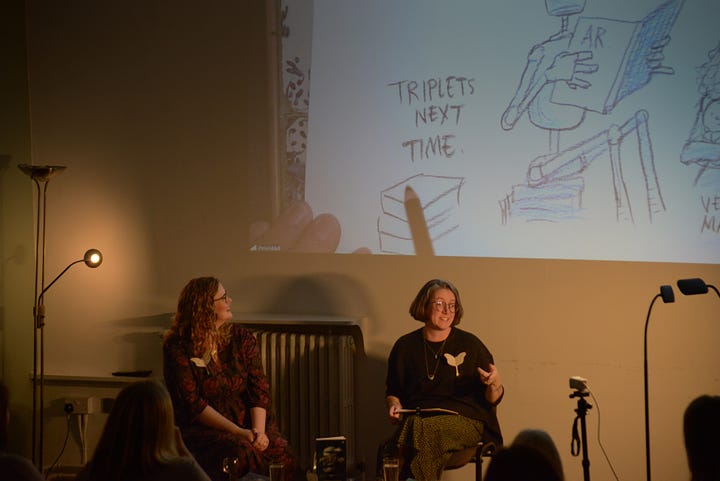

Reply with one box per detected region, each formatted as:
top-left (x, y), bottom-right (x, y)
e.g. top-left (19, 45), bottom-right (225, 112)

top-left (390, 414), bottom-right (484, 481)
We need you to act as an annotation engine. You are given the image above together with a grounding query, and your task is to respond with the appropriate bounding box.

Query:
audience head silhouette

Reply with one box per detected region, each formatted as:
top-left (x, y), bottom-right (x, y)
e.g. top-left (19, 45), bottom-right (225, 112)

top-left (81, 379), bottom-right (190, 481)
top-left (684, 394), bottom-right (720, 481)
top-left (511, 428), bottom-right (564, 481)
top-left (485, 444), bottom-right (562, 481)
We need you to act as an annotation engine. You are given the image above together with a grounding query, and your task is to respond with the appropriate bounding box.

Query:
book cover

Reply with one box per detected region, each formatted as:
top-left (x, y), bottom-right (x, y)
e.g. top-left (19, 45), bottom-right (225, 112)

top-left (551, 0), bottom-right (684, 114)
top-left (552, 16), bottom-right (641, 114)
top-left (316, 436), bottom-right (347, 481)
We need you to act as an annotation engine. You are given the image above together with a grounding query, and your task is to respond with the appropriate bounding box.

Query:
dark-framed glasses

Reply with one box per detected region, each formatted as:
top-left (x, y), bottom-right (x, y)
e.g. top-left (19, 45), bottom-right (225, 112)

top-left (430, 300), bottom-right (456, 313)
top-left (214, 292), bottom-right (230, 303)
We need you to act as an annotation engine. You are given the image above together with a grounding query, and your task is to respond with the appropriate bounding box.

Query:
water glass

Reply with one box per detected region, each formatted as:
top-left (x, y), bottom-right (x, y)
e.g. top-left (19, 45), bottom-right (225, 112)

top-left (382, 456), bottom-right (399, 481)
top-left (269, 462), bottom-right (285, 481)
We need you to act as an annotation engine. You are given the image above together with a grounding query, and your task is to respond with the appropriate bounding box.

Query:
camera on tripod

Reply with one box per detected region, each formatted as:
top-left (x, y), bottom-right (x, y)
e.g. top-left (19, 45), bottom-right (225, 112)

top-left (568, 375), bottom-right (592, 481)
top-left (569, 375), bottom-right (589, 393)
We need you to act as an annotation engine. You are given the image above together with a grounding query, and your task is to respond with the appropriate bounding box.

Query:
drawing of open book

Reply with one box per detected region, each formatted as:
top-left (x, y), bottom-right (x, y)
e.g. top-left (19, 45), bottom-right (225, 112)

top-left (552, 0), bottom-right (685, 114)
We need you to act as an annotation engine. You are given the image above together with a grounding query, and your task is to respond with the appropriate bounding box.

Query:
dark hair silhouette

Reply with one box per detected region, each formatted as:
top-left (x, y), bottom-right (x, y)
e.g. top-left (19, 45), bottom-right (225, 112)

top-left (486, 443), bottom-right (563, 481)
top-left (684, 394), bottom-right (720, 481)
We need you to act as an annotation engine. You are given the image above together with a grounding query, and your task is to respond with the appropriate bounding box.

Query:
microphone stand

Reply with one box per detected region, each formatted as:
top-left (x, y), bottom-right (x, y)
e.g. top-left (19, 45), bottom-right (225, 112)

top-left (570, 389), bottom-right (592, 481)
top-left (644, 286), bottom-right (674, 481)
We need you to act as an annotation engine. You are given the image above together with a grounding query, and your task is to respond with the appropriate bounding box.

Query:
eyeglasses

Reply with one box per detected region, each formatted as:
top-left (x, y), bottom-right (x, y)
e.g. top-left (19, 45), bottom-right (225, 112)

top-left (214, 292), bottom-right (231, 303)
top-left (430, 300), bottom-right (456, 313)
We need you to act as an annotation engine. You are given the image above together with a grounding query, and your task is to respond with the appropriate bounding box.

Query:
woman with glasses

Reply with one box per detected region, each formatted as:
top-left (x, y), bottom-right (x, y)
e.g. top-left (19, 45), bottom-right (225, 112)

top-left (163, 277), bottom-right (296, 481)
top-left (383, 279), bottom-right (504, 481)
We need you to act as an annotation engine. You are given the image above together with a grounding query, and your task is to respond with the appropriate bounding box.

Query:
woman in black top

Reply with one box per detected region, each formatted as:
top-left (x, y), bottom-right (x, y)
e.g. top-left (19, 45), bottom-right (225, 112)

top-left (385, 279), bottom-right (504, 481)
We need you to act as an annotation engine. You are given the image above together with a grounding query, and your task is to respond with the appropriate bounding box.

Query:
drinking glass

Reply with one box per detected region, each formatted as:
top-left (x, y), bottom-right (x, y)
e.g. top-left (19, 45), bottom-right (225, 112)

top-left (269, 461), bottom-right (285, 481)
top-left (382, 456), bottom-right (399, 481)
top-left (222, 457), bottom-right (239, 481)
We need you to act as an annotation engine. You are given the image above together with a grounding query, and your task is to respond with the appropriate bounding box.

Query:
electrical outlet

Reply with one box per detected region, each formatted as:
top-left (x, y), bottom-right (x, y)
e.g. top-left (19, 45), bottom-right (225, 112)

top-left (64, 396), bottom-right (100, 414)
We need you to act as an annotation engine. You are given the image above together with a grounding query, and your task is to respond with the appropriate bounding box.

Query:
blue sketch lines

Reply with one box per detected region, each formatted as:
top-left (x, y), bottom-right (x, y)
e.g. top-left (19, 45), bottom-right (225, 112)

top-left (500, 0), bottom-right (684, 225)
top-left (680, 41), bottom-right (720, 189)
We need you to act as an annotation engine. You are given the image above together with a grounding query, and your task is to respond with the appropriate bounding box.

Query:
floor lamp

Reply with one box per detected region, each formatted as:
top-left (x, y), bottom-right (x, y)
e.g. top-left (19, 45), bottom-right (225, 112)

top-left (18, 164), bottom-right (103, 470)
top-left (644, 278), bottom-right (718, 481)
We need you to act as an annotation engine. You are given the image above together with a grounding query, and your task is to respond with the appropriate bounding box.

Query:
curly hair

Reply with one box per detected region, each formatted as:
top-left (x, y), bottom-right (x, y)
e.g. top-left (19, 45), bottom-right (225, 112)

top-left (166, 277), bottom-right (230, 357)
top-left (408, 278), bottom-right (464, 326)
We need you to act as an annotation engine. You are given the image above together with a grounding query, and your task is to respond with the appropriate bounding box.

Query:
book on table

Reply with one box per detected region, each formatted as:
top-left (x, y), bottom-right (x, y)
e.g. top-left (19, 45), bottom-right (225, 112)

top-left (316, 436), bottom-right (347, 481)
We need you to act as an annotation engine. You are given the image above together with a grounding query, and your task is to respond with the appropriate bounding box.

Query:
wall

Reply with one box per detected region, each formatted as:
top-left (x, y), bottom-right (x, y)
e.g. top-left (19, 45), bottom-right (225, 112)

top-left (1, 2), bottom-right (718, 481)
top-left (0, 0), bottom-right (36, 458)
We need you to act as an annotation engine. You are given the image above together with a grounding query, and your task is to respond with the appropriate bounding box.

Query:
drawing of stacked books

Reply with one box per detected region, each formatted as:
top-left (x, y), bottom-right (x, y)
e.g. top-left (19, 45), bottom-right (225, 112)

top-left (377, 173), bottom-right (465, 255)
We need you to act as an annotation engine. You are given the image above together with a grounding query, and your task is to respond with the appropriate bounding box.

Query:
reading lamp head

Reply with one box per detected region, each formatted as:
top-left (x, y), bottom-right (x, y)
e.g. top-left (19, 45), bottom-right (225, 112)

top-left (84, 249), bottom-right (103, 268)
top-left (660, 285), bottom-right (675, 303)
top-left (677, 278), bottom-right (709, 296)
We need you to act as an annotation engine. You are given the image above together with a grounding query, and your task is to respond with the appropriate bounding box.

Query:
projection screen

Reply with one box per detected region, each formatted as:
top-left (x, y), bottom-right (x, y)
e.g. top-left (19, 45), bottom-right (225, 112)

top-left (258, 0), bottom-right (720, 263)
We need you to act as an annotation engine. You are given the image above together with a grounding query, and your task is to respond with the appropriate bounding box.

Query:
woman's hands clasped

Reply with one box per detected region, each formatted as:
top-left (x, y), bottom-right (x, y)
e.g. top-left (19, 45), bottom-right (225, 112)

top-left (251, 429), bottom-right (270, 452)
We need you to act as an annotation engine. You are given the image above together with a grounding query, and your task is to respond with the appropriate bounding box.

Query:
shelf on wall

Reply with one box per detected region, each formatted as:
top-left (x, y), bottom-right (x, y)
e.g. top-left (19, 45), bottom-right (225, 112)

top-left (29, 373), bottom-right (155, 386)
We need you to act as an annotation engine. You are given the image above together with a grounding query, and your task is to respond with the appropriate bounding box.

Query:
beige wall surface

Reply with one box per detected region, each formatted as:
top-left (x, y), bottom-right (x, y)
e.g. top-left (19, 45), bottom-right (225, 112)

top-left (1, 2), bottom-right (718, 481)
top-left (0, 0), bottom-right (36, 460)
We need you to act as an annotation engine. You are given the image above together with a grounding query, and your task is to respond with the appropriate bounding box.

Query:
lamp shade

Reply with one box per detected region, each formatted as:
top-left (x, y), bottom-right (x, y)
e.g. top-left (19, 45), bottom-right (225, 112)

top-left (677, 278), bottom-right (708, 295)
top-left (83, 249), bottom-right (103, 268)
top-left (18, 164), bottom-right (67, 181)
top-left (677, 277), bottom-right (720, 298)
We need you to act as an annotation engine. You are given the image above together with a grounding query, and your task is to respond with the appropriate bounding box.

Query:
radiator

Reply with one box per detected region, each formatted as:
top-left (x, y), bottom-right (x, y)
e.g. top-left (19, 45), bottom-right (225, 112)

top-left (251, 328), bottom-right (358, 473)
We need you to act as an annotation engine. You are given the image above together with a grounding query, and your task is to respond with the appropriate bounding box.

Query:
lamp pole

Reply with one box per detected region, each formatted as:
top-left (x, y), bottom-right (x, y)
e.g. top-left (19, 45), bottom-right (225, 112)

top-left (18, 164), bottom-right (103, 472)
top-left (643, 285), bottom-right (675, 481)
top-left (18, 164), bottom-right (66, 468)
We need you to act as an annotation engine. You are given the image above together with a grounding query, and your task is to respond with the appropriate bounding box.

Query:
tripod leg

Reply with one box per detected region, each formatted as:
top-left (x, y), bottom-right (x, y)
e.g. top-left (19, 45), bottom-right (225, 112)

top-left (580, 401), bottom-right (591, 481)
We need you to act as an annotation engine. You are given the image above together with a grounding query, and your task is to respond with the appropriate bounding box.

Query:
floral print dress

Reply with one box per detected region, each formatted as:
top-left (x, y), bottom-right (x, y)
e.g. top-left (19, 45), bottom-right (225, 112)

top-left (163, 324), bottom-right (296, 481)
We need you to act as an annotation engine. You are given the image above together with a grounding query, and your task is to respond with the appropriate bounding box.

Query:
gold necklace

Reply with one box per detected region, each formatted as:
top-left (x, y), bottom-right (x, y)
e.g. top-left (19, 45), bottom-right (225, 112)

top-left (423, 336), bottom-right (449, 381)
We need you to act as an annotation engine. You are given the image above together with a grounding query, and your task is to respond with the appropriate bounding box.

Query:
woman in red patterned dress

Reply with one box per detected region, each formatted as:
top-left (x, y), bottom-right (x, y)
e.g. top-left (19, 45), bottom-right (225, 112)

top-left (163, 277), bottom-right (297, 481)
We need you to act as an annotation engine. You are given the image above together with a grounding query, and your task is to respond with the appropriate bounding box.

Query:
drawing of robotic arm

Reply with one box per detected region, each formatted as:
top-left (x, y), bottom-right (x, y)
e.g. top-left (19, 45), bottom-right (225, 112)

top-left (501, 34), bottom-right (596, 131)
top-left (502, 0), bottom-right (598, 131)
top-left (526, 110), bottom-right (665, 222)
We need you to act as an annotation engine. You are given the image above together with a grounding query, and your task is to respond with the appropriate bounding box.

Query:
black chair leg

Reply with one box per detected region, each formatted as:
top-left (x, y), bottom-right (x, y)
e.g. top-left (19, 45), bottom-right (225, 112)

top-left (475, 449), bottom-right (483, 481)
top-left (475, 441), bottom-right (496, 481)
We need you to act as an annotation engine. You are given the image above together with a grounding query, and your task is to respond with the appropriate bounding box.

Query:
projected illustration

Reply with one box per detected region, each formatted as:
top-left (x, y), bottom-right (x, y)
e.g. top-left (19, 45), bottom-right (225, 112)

top-left (499, 0), bottom-right (683, 224)
top-left (680, 40), bottom-right (720, 190)
top-left (271, 0), bottom-right (720, 262)
top-left (378, 174), bottom-right (465, 255)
